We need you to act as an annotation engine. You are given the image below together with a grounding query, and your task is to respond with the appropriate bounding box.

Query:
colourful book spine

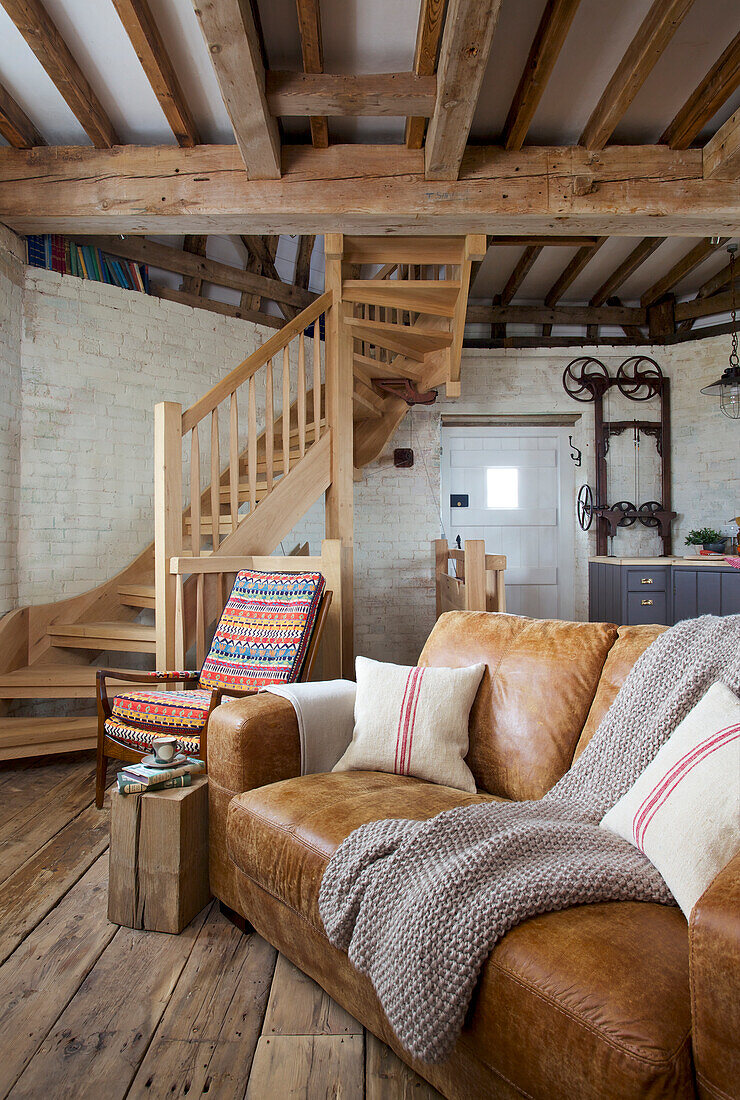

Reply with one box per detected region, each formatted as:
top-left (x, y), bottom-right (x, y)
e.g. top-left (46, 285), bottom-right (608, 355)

top-left (64, 239), bottom-right (72, 275)
top-left (91, 247), bottom-right (103, 282)
top-left (78, 246), bottom-right (89, 279)
top-left (51, 234), bottom-right (65, 273)
top-left (115, 259), bottom-right (132, 289)
top-left (97, 249), bottom-right (111, 284)
top-left (117, 772), bottom-right (192, 796)
top-left (128, 261), bottom-right (144, 292)
top-left (142, 263), bottom-right (150, 293)
top-left (26, 235), bottom-right (45, 268)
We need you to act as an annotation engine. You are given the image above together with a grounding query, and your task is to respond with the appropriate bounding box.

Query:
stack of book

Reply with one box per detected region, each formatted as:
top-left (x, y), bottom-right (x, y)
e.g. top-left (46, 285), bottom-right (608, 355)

top-left (117, 757), bottom-right (205, 795)
top-left (26, 234), bottom-right (149, 293)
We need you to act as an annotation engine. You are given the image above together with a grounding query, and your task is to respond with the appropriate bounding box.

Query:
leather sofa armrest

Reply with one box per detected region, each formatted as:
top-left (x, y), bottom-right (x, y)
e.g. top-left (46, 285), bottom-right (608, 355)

top-left (689, 850), bottom-right (740, 1100)
top-left (207, 693), bottom-right (301, 795)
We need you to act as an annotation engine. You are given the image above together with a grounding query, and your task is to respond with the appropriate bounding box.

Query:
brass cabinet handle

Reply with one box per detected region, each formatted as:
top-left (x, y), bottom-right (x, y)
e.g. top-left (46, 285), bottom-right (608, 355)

top-left (641, 577), bottom-right (653, 584)
top-left (641, 599), bottom-right (653, 606)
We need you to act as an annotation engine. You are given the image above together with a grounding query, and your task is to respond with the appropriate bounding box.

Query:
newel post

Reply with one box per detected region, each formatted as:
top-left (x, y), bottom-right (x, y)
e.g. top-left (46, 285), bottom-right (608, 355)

top-left (324, 233), bottom-right (354, 678)
top-left (154, 401), bottom-right (183, 669)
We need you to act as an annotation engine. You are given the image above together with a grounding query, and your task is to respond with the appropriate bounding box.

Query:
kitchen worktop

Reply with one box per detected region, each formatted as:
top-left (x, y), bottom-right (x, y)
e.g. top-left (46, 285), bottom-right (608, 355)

top-left (588, 556), bottom-right (737, 567)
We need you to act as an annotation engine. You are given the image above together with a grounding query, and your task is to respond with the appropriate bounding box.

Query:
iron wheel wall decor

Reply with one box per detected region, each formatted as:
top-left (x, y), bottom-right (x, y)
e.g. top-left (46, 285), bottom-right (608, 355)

top-left (577, 483), bottom-right (594, 531)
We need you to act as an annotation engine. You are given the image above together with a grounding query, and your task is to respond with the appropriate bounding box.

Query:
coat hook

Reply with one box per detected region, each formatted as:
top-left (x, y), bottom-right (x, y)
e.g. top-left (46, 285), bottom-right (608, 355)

top-left (568, 435), bottom-right (582, 467)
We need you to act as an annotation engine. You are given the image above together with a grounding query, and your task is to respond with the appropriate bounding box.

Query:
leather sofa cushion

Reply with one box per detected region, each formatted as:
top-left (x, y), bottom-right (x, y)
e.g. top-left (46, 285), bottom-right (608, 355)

top-left (573, 624), bottom-right (667, 762)
top-left (227, 772), bottom-right (693, 1098)
top-left (418, 612), bottom-right (619, 799)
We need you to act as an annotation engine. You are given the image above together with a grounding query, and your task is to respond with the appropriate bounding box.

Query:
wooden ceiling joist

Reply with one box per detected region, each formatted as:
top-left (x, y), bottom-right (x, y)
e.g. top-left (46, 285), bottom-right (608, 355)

top-left (2, 144), bottom-right (738, 236)
top-left (467, 303), bottom-right (646, 326)
top-left (424, 0), bottom-right (504, 180)
top-left (0, 80), bottom-right (45, 148)
top-left (240, 234), bottom-right (297, 321)
top-left (641, 236), bottom-right (730, 307)
top-left (180, 234), bottom-right (207, 295)
top-left (579, 0), bottom-right (696, 150)
top-left (78, 235), bottom-right (316, 310)
top-left (661, 30), bottom-right (740, 149)
top-left (500, 246), bottom-right (542, 305)
top-left (589, 237), bottom-right (664, 307)
top-left (703, 106), bottom-right (740, 179)
top-left (154, 285), bottom-right (284, 330)
top-left (111, 0), bottom-right (199, 147)
top-left (406, 0), bottom-right (446, 149)
top-left (0, 0), bottom-right (118, 147)
top-left (191, 0), bottom-right (280, 179)
top-left (295, 0), bottom-right (328, 148)
top-left (501, 0), bottom-right (582, 151)
top-left (294, 235), bottom-right (316, 290)
top-left (265, 71), bottom-right (437, 117)
top-left (544, 238), bottom-right (607, 307)
top-left (488, 235), bottom-right (598, 247)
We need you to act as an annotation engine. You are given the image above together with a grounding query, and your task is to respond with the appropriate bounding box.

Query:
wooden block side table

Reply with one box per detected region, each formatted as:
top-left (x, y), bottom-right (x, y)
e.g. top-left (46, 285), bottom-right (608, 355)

top-left (108, 775), bottom-right (211, 934)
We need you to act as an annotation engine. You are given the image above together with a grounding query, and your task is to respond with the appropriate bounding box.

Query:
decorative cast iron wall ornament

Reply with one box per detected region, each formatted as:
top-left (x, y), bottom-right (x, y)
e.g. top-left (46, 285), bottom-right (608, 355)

top-left (563, 356), bottom-right (676, 556)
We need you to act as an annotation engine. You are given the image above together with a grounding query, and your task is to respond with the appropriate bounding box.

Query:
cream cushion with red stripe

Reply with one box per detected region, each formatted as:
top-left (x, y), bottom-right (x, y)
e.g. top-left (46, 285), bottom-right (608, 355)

top-left (333, 656), bottom-right (486, 793)
top-left (600, 680), bottom-right (740, 919)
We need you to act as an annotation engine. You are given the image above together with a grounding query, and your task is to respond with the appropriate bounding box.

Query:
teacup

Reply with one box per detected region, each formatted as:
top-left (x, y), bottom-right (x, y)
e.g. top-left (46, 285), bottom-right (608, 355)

top-left (152, 736), bottom-right (179, 764)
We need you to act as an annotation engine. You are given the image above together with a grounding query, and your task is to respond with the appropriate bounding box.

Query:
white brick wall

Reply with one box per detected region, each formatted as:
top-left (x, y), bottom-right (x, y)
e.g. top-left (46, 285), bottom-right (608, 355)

top-left (0, 226), bottom-right (23, 614)
top-left (2, 227), bottom-right (737, 666)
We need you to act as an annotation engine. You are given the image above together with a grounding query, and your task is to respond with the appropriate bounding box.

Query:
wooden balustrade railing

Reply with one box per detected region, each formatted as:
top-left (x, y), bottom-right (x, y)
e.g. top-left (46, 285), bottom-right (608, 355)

top-left (154, 290), bottom-right (333, 666)
top-left (434, 539), bottom-right (506, 616)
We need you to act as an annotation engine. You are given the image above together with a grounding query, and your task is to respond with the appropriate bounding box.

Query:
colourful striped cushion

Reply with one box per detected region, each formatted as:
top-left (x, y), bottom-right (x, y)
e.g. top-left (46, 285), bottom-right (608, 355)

top-left (104, 716), bottom-right (201, 755)
top-left (111, 689), bottom-right (212, 733)
top-left (199, 569), bottom-right (325, 691)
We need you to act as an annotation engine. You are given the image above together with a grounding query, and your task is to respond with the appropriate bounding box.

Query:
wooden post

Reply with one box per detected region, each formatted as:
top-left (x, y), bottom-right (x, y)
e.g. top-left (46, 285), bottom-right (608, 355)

top-left (324, 233), bottom-right (354, 677)
top-left (434, 538), bottom-right (448, 619)
top-left (154, 401), bottom-right (183, 669)
top-left (320, 539), bottom-right (343, 680)
top-left (463, 540), bottom-right (486, 611)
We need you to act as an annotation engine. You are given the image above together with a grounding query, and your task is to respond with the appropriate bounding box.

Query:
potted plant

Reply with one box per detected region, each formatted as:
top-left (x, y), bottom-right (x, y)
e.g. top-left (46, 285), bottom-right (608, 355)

top-left (685, 527), bottom-right (727, 554)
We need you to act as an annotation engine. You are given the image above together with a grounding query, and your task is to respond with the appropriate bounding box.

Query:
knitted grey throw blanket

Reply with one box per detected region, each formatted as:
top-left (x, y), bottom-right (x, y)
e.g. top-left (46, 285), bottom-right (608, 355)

top-left (319, 615), bottom-right (740, 1064)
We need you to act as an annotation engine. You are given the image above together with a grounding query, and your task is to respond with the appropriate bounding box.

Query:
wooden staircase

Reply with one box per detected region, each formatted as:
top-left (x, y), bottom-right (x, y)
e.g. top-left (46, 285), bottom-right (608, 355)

top-left (0, 234), bottom-right (483, 760)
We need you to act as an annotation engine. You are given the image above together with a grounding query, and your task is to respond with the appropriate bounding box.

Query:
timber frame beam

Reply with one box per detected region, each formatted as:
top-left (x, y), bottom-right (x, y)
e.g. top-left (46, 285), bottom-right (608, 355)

top-left (1, 143), bottom-right (738, 236)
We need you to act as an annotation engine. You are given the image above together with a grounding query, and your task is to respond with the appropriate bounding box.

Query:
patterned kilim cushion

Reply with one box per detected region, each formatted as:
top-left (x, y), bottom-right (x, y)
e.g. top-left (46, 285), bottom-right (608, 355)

top-left (104, 716), bottom-right (200, 755)
top-left (111, 688), bottom-right (212, 733)
top-left (199, 569), bottom-right (325, 691)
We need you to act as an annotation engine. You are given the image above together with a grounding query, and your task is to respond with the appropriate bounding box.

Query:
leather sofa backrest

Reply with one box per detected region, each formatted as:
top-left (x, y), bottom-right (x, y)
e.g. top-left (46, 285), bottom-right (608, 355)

top-left (418, 612), bottom-right (618, 800)
top-left (572, 624), bottom-right (668, 762)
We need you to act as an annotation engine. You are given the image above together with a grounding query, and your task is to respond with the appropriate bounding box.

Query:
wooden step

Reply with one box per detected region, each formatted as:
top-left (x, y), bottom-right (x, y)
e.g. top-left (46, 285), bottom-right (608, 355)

top-left (185, 515), bottom-right (237, 535)
top-left (47, 621), bottom-right (157, 653)
top-left (344, 280), bottom-right (460, 318)
top-left (345, 317), bottom-right (453, 360)
top-left (217, 482), bottom-right (271, 503)
top-left (0, 664), bottom-right (133, 699)
top-left (354, 353), bottom-right (423, 382)
top-left (0, 717), bottom-right (98, 760)
top-left (353, 378), bottom-right (384, 418)
top-left (117, 583), bottom-right (155, 609)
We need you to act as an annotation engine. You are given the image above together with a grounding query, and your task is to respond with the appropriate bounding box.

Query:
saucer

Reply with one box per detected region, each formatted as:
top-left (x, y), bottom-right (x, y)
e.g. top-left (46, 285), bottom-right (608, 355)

top-left (141, 752), bottom-right (188, 769)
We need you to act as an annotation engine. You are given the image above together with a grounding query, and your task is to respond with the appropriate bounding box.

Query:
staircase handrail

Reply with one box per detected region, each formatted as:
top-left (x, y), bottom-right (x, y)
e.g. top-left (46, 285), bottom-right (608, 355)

top-left (182, 290), bottom-right (333, 433)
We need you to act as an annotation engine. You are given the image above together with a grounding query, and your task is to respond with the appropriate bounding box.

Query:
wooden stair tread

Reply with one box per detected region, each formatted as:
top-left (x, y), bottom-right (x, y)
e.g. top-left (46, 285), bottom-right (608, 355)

top-left (0, 716), bottom-right (98, 759)
top-left (47, 621), bottom-right (156, 653)
top-left (0, 664), bottom-right (132, 699)
top-left (117, 583), bottom-right (155, 608)
top-left (354, 353), bottom-right (423, 382)
top-left (343, 280), bottom-right (460, 318)
top-left (345, 317), bottom-right (453, 360)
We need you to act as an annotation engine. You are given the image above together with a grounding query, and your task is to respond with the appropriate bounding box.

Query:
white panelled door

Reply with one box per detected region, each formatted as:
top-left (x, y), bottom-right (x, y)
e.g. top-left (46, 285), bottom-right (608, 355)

top-left (441, 425), bottom-right (575, 620)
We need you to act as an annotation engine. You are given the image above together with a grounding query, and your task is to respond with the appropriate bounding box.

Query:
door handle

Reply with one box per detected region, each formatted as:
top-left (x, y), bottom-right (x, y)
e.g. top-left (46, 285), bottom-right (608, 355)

top-left (640, 577), bottom-right (653, 584)
top-left (641, 599), bottom-right (653, 606)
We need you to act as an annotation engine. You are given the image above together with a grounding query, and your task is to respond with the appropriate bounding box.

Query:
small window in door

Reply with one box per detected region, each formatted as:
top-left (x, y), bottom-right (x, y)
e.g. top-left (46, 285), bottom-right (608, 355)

top-left (486, 467), bottom-right (519, 509)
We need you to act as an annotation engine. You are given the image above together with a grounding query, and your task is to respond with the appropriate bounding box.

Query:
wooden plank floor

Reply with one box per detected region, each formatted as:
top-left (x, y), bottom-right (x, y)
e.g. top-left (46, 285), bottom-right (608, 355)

top-left (0, 753), bottom-right (442, 1099)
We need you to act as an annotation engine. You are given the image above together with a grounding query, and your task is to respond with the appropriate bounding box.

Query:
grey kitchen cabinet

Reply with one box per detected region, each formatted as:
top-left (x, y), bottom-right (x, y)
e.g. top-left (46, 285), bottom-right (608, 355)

top-left (588, 560), bottom-right (740, 625)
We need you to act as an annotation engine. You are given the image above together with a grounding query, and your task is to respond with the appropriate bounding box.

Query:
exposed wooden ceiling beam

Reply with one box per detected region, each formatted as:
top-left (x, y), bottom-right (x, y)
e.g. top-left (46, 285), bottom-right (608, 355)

top-left (544, 238), bottom-right (607, 307)
top-left (675, 286), bottom-right (740, 322)
top-left (579, 0), bottom-right (696, 150)
top-left (500, 246), bottom-right (542, 305)
top-left (180, 234), bottom-right (208, 295)
top-left (704, 106), bottom-right (740, 179)
top-left (425, 0), bottom-right (504, 179)
top-left (295, 0), bottom-right (328, 148)
top-left (641, 236), bottom-right (730, 307)
top-left (241, 234), bottom-right (278, 312)
top-left (76, 235), bottom-right (316, 310)
top-left (589, 237), bottom-right (664, 306)
top-left (0, 0), bottom-right (118, 147)
top-left (2, 144), bottom-right (738, 236)
top-left (190, 0), bottom-right (280, 179)
top-left (661, 31), bottom-right (740, 149)
top-left (467, 303), bottom-right (646, 326)
top-left (294, 235), bottom-right (316, 289)
top-left (265, 71), bottom-right (436, 117)
top-left (406, 0), bottom-right (446, 149)
top-left (111, 0), bottom-right (199, 147)
top-left (153, 284), bottom-right (284, 329)
top-left (240, 234), bottom-right (297, 321)
top-left (465, 335), bottom-right (648, 349)
top-left (501, 0), bottom-right (582, 151)
top-left (0, 81), bottom-right (45, 148)
top-left (488, 235), bottom-right (597, 247)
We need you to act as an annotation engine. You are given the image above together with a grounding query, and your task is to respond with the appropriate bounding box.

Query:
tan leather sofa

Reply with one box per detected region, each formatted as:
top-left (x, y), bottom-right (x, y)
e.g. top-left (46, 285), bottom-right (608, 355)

top-left (207, 612), bottom-right (739, 1100)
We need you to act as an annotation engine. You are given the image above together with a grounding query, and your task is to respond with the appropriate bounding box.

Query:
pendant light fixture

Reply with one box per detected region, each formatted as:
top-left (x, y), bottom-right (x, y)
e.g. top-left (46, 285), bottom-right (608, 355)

top-left (700, 244), bottom-right (740, 419)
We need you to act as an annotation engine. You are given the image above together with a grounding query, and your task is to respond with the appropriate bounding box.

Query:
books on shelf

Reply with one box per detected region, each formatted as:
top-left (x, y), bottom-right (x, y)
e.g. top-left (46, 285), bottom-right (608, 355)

top-left (26, 234), bottom-right (149, 294)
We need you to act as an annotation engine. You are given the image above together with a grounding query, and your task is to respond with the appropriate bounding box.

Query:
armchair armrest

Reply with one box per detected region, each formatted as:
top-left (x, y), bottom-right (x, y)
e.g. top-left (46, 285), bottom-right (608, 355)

top-left (206, 692), bottom-right (300, 795)
top-left (689, 851), bottom-right (740, 1100)
top-left (96, 668), bottom-right (200, 718)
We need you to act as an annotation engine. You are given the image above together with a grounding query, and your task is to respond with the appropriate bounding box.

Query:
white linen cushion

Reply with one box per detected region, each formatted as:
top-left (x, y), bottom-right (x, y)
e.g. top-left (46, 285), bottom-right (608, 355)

top-left (332, 656), bottom-right (486, 793)
top-left (600, 680), bottom-right (740, 918)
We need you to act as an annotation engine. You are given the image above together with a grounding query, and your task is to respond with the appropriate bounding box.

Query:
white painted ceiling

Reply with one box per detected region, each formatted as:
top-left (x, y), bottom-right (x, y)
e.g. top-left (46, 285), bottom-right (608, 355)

top-left (0, 0), bottom-right (738, 320)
